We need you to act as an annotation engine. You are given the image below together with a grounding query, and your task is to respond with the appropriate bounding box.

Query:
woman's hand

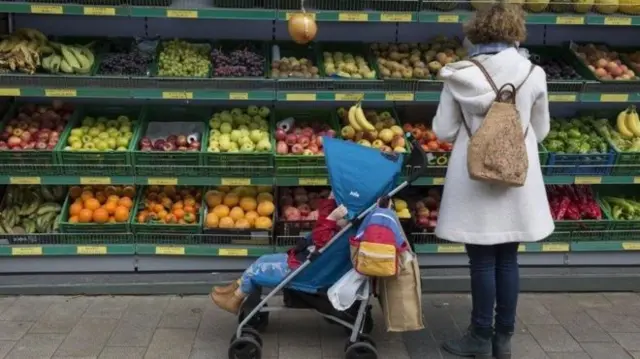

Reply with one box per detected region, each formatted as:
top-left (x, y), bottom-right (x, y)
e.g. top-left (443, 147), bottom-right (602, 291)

top-left (327, 205), bottom-right (347, 221)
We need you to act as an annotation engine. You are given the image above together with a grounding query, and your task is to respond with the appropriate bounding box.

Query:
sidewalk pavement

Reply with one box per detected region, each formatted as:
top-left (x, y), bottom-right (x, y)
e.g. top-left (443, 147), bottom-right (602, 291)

top-left (0, 293), bottom-right (638, 359)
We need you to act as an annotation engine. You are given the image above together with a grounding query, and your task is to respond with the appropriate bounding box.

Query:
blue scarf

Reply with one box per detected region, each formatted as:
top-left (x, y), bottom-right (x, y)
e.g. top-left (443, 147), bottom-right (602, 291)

top-left (467, 42), bottom-right (514, 58)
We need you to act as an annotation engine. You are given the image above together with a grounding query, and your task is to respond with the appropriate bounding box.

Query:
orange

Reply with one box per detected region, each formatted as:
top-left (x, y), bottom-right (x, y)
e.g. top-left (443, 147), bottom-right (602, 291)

top-left (108, 217), bottom-right (117, 223)
top-left (122, 186), bottom-right (136, 198)
top-left (152, 204), bottom-right (164, 213)
top-left (255, 216), bottom-right (273, 229)
top-left (69, 186), bottom-right (83, 199)
top-left (205, 212), bottom-right (219, 228)
top-left (184, 204), bottom-right (195, 214)
top-left (84, 198), bottom-right (101, 211)
top-left (78, 208), bottom-right (93, 223)
top-left (219, 216), bottom-right (235, 228)
top-left (92, 208), bottom-right (109, 224)
top-left (137, 212), bottom-right (149, 223)
top-left (69, 215), bottom-right (79, 223)
top-left (257, 192), bottom-right (274, 204)
top-left (114, 206), bottom-right (129, 222)
top-left (205, 190), bottom-right (223, 207)
top-left (104, 201), bottom-right (118, 215)
top-left (229, 207), bottom-right (245, 221)
top-left (161, 197), bottom-right (173, 209)
top-left (173, 208), bottom-right (185, 220)
top-left (184, 197), bottom-right (197, 207)
top-left (80, 190), bottom-right (94, 202)
top-left (239, 197), bottom-right (258, 212)
top-left (212, 204), bottom-right (230, 218)
top-left (164, 214), bottom-right (178, 224)
top-left (223, 193), bottom-right (239, 207)
top-left (104, 185), bottom-right (118, 197)
top-left (69, 202), bottom-right (83, 217)
top-left (244, 211), bottom-right (259, 226)
top-left (235, 218), bottom-right (251, 229)
top-left (257, 201), bottom-right (275, 217)
top-left (172, 201), bottom-right (184, 210)
top-left (157, 210), bottom-right (168, 219)
top-left (107, 195), bottom-right (120, 203)
top-left (118, 197), bottom-right (133, 209)
top-left (95, 191), bottom-right (107, 205)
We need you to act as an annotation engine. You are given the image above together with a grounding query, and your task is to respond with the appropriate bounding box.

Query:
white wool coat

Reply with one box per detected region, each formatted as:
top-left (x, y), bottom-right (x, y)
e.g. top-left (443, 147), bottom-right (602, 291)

top-left (433, 48), bottom-right (555, 245)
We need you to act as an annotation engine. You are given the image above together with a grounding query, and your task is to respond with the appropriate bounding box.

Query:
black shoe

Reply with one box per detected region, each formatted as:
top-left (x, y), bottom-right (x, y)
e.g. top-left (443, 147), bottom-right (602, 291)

top-left (492, 331), bottom-right (513, 359)
top-left (442, 327), bottom-right (492, 358)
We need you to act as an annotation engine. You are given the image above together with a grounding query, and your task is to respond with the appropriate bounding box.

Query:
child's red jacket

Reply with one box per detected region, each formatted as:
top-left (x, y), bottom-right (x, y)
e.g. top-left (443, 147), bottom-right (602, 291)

top-left (286, 198), bottom-right (338, 269)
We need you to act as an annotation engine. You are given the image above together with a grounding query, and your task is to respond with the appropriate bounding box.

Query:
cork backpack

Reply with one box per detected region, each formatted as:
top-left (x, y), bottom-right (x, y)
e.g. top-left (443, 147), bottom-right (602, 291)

top-left (461, 59), bottom-right (536, 187)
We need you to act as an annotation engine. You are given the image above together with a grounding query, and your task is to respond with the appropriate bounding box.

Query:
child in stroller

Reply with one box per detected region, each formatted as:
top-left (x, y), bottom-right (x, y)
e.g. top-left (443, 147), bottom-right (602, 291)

top-left (211, 191), bottom-right (348, 314)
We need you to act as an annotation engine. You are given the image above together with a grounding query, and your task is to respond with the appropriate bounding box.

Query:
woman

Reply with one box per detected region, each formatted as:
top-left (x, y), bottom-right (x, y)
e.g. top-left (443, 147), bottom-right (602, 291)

top-left (211, 192), bottom-right (348, 314)
top-left (432, 3), bottom-right (554, 359)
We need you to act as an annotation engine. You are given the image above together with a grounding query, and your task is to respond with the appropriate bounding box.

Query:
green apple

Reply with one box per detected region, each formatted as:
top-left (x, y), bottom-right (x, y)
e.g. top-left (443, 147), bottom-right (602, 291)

top-left (247, 105), bottom-right (259, 116)
top-left (209, 129), bottom-right (221, 139)
top-left (219, 138), bottom-right (232, 151)
top-left (82, 135), bottom-right (93, 143)
top-left (107, 138), bottom-right (117, 149)
top-left (220, 122), bottom-right (232, 134)
top-left (107, 128), bottom-right (119, 137)
top-left (249, 130), bottom-right (263, 144)
top-left (88, 128), bottom-right (101, 137)
top-left (96, 116), bottom-right (108, 124)
top-left (116, 137), bottom-right (129, 147)
top-left (116, 146), bottom-right (127, 151)
top-left (252, 115), bottom-right (262, 123)
top-left (256, 139), bottom-right (271, 152)
top-left (239, 136), bottom-right (252, 147)
top-left (80, 126), bottom-right (90, 134)
top-left (238, 125), bottom-right (249, 132)
top-left (230, 129), bottom-right (242, 142)
top-left (71, 142), bottom-right (83, 150)
top-left (98, 132), bottom-right (110, 141)
top-left (208, 147), bottom-right (221, 153)
top-left (106, 119), bottom-right (119, 128)
top-left (240, 128), bottom-right (249, 137)
top-left (95, 123), bottom-right (106, 132)
top-left (64, 146), bottom-right (72, 151)
top-left (258, 106), bottom-right (270, 118)
top-left (95, 140), bottom-right (109, 151)
top-left (228, 147), bottom-right (239, 153)
top-left (122, 132), bottom-right (133, 140)
top-left (68, 135), bottom-right (82, 145)
top-left (83, 141), bottom-right (96, 150)
top-left (81, 117), bottom-right (96, 127)
top-left (220, 111), bottom-right (232, 123)
top-left (70, 128), bottom-right (84, 137)
top-left (209, 140), bottom-right (220, 148)
top-left (209, 118), bottom-right (221, 130)
top-left (119, 125), bottom-right (131, 134)
top-left (241, 142), bottom-right (255, 152)
top-left (248, 122), bottom-right (260, 131)
top-left (229, 142), bottom-right (239, 151)
top-left (117, 115), bottom-right (130, 125)
top-left (231, 108), bottom-right (243, 118)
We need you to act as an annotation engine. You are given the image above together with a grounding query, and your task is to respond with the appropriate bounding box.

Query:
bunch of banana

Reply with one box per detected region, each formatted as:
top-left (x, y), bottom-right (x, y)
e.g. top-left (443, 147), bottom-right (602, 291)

top-left (0, 41), bottom-right (41, 74)
top-left (348, 102), bottom-right (375, 132)
top-left (616, 105), bottom-right (640, 139)
top-left (0, 185), bottom-right (65, 235)
top-left (42, 45), bottom-right (94, 75)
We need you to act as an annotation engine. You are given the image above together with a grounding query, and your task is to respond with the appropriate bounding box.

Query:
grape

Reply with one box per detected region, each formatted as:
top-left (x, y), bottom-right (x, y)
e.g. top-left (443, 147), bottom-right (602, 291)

top-left (158, 40), bottom-right (211, 78)
top-left (98, 42), bottom-right (152, 76)
top-left (211, 43), bottom-right (265, 77)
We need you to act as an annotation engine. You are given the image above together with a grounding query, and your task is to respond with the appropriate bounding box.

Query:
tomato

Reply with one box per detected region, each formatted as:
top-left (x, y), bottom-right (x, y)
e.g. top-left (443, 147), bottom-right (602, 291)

top-left (427, 140), bottom-right (439, 151)
top-left (440, 142), bottom-right (453, 151)
top-left (425, 130), bottom-right (437, 142)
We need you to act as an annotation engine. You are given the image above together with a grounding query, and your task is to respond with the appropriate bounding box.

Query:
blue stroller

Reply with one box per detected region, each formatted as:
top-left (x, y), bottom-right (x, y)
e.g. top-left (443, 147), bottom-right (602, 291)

top-left (228, 135), bottom-right (427, 359)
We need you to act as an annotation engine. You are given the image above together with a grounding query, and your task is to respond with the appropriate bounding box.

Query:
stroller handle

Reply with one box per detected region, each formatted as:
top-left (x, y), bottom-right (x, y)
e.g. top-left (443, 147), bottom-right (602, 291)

top-left (404, 132), bottom-right (429, 184)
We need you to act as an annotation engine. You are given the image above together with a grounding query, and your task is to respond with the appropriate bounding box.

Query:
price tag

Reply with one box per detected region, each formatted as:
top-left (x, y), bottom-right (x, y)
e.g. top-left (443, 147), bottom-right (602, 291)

top-left (147, 178), bottom-right (178, 185)
top-left (30, 5), bottom-right (63, 14)
top-left (166, 10), bottom-right (198, 18)
top-left (285, 93), bottom-right (317, 101)
top-left (45, 89), bottom-right (77, 97)
top-left (83, 7), bottom-right (116, 16)
top-left (437, 15), bottom-right (459, 23)
top-left (380, 13), bottom-right (412, 22)
top-left (221, 178), bottom-right (251, 186)
top-left (286, 12), bottom-right (316, 20)
top-left (385, 93), bottom-right (414, 101)
top-left (335, 93), bottom-right (364, 101)
top-left (548, 94), bottom-right (577, 102)
top-left (437, 244), bottom-right (465, 253)
top-left (432, 177), bottom-right (445, 185)
top-left (219, 248), bottom-right (249, 256)
top-left (338, 12), bottom-right (369, 21)
top-left (622, 242), bottom-right (640, 250)
top-left (12, 247), bottom-right (43, 256)
top-left (556, 16), bottom-right (585, 25)
top-left (229, 92), bottom-right (249, 100)
top-left (542, 243), bottom-right (570, 252)
top-left (9, 177), bottom-right (41, 185)
top-left (77, 246), bottom-right (107, 255)
top-left (600, 94), bottom-right (629, 102)
top-left (299, 178), bottom-right (328, 186)
top-left (162, 92), bottom-right (193, 99)
top-left (0, 88), bottom-right (21, 96)
top-left (574, 176), bottom-right (602, 184)
top-left (604, 16), bottom-right (632, 25)
top-left (155, 246), bottom-right (185, 255)
top-left (80, 177), bottom-right (112, 185)
top-left (633, 177), bottom-right (640, 184)
top-left (518, 244), bottom-right (526, 252)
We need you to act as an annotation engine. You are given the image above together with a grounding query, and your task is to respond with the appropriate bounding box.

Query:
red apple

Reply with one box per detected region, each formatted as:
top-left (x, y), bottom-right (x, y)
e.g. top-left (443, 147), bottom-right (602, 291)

top-left (188, 147), bottom-right (198, 152)
top-left (315, 136), bottom-right (323, 147)
top-left (189, 140), bottom-right (200, 149)
top-left (153, 139), bottom-right (165, 150)
top-left (47, 144), bottom-right (56, 150)
top-left (166, 135), bottom-right (177, 145)
top-left (326, 129), bottom-right (336, 138)
top-left (417, 216), bottom-right (429, 228)
top-left (178, 146), bottom-right (188, 151)
top-left (275, 129), bottom-right (287, 141)
top-left (0, 141), bottom-right (7, 150)
top-left (22, 142), bottom-right (35, 150)
top-left (176, 135), bottom-right (187, 146)
top-left (298, 136), bottom-right (310, 148)
top-left (20, 131), bottom-right (32, 143)
top-left (35, 141), bottom-right (47, 150)
top-left (298, 204), bottom-right (311, 217)
top-left (163, 142), bottom-right (175, 152)
top-left (291, 144), bottom-right (304, 154)
top-left (424, 197), bottom-right (438, 210)
top-left (285, 207), bottom-right (302, 221)
top-left (141, 144), bottom-right (153, 151)
top-left (17, 122), bottom-right (28, 130)
top-left (276, 141), bottom-right (288, 154)
top-left (140, 137), bottom-right (152, 147)
top-left (12, 128), bottom-right (24, 137)
top-left (308, 144), bottom-right (319, 153)
top-left (286, 134), bottom-right (297, 146)
top-left (280, 195), bottom-right (293, 207)
top-left (429, 210), bottom-right (438, 219)
top-left (0, 133), bottom-right (9, 141)
top-left (301, 127), bottom-right (314, 138)
top-left (427, 219), bottom-right (437, 229)
top-left (7, 136), bottom-right (21, 148)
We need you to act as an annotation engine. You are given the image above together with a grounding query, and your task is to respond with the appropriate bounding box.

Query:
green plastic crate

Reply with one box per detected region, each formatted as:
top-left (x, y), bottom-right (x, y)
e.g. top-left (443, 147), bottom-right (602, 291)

top-left (202, 106), bottom-right (273, 177)
top-left (268, 41), bottom-right (321, 80)
top-left (130, 186), bottom-right (203, 234)
top-left (596, 185), bottom-right (640, 231)
top-left (273, 109), bottom-right (338, 177)
top-left (317, 42), bottom-right (379, 80)
top-left (58, 188), bottom-right (136, 234)
top-left (538, 143), bottom-right (549, 166)
top-left (152, 39), bottom-right (212, 78)
top-left (565, 41), bottom-right (640, 83)
top-left (132, 106), bottom-right (210, 177)
top-left (57, 105), bottom-right (144, 176)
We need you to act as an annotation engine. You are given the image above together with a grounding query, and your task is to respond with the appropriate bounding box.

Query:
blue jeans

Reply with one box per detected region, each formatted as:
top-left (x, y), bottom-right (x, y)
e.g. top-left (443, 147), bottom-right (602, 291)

top-left (240, 253), bottom-right (290, 294)
top-left (465, 242), bottom-right (519, 336)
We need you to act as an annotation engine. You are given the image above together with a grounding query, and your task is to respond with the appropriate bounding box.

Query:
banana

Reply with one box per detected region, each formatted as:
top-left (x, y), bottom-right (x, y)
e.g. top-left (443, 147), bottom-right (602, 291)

top-left (617, 106), bottom-right (635, 139)
top-left (69, 46), bottom-right (91, 70)
top-left (36, 203), bottom-right (61, 215)
top-left (60, 58), bottom-right (73, 74)
top-left (354, 104), bottom-right (375, 132)
top-left (347, 105), bottom-right (364, 131)
top-left (60, 45), bottom-right (80, 69)
top-left (49, 55), bottom-right (61, 73)
top-left (626, 105), bottom-right (640, 137)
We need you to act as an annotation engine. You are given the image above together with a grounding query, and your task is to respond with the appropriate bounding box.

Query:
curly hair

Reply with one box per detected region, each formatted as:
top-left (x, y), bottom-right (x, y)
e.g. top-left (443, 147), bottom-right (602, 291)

top-left (463, 3), bottom-right (527, 45)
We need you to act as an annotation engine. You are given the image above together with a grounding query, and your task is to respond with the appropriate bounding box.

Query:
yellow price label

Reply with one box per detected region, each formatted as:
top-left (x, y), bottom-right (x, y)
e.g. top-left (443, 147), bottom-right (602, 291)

top-left (166, 10), bottom-right (198, 18)
top-left (380, 13), bottom-right (412, 22)
top-left (80, 177), bottom-right (112, 185)
top-left (299, 178), bottom-right (328, 186)
top-left (633, 177), bottom-right (640, 184)
top-left (548, 94), bottom-right (577, 102)
top-left (604, 16), bottom-right (632, 25)
top-left (600, 94), bottom-right (629, 102)
top-left (229, 92), bottom-right (249, 100)
top-left (622, 242), bottom-right (640, 250)
top-left (45, 89), bottom-right (77, 97)
top-left (83, 7), bottom-right (116, 15)
top-left (9, 177), bottom-right (41, 185)
top-left (574, 176), bottom-right (602, 184)
top-left (542, 243), bottom-right (570, 252)
top-left (437, 244), bottom-right (465, 253)
top-left (221, 178), bottom-right (251, 186)
top-left (335, 93), bottom-right (364, 101)
top-left (12, 247), bottom-right (43, 256)
top-left (77, 246), bottom-right (107, 255)
top-left (219, 248), bottom-right (249, 256)
top-left (437, 15), bottom-right (460, 23)
top-left (432, 177), bottom-right (445, 185)
top-left (30, 5), bottom-right (63, 14)
top-left (155, 246), bottom-right (185, 255)
top-left (285, 93), bottom-right (317, 101)
top-left (162, 92), bottom-right (193, 100)
top-left (556, 16), bottom-right (585, 25)
top-left (385, 93), bottom-right (414, 101)
top-left (518, 244), bottom-right (526, 252)
top-left (147, 178), bottom-right (178, 185)
top-left (0, 88), bottom-right (21, 96)
top-left (338, 12), bottom-right (369, 21)
top-left (286, 12), bottom-right (316, 20)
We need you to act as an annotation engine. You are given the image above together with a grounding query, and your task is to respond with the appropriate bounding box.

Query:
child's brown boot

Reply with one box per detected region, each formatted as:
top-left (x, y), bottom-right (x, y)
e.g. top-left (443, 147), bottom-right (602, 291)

top-left (212, 279), bottom-right (240, 295)
top-left (211, 289), bottom-right (247, 314)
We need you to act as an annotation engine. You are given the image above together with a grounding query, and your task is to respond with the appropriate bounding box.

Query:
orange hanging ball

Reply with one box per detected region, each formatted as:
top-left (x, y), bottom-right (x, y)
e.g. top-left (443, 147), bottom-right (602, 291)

top-left (288, 13), bottom-right (317, 44)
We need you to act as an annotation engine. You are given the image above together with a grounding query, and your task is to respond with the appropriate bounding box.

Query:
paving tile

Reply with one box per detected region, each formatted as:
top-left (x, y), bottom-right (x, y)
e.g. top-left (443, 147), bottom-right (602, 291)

top-left (527, 324), bottom-right (583, 352)
top-left (143, 328), bottom-right (196, 359)
top-left (546, 353), bottom-right (592, 359)
top-left (587, 309), bottom-right (640, 332)
top-left (517, 297), bottom-right (560, 325)
top-left (0, 297), bottom-right (17, 317)
top-left (552, 310), bottom-right (613, 342)
top-left (0, 321), bottom-right (32, 341)
top-left (570, 294), bottom-right (613, 309)
top-left (5, 333), bottom-right (66, 359)
top-left (580, 342), bottom-right (633, 359)
top-left (83, 297), bottom-right (131, 319)
top-left (0, 296), bottom-right (55, 322)
top-left (107, 321), bottom-right (156, 348)
top-left (98, 346), bottom-right (147, 359)
top-left (0, 340), bottom-right (15, 359)
top-left (192, 307), bottom-right (237, 350)
top-left (54, 317), bottom-right (118, 357)
top-left (52, 356), bottom-right (97, 359)
top-left (631, 352), bottom-right (640, 359)
top-left (189, 347), bottom-right (234, 359)
top-left (157, 296), bottom-right (208, 329)
top-left (611, 333), bottom-right (640, 351)
top-left (376, 341), bottom-right (410, 359)
top-left (279, 345), bottom-right (322, 359)
top-left (510, 333), bottom-right (549, 359)
top-left (604, 293), bottom-right (640, 307)
top-left (402, 329), bottom-right (443, 359)
top-left (422, 302), bottom-right (460, 342)
top-left (30, 297), bottom-right (92, 334)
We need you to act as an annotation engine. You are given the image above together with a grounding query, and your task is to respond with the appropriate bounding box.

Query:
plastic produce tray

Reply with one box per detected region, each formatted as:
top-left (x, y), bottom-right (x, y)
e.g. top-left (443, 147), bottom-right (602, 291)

top-left (130, 186), bottom-right (203, 234)
top-left (202, 202), bottom-right (273, 245)
top-left (587, 109), bottom-right (640, 176)
top-left (525, 45), bottom-right (588, 93)
top-left (596, 186), bottom-right (640, 231)
top-left (58, 189), bottom-right (134, 234)
top-left (317, 42), bottom-right (385, 92)
top-left (209, 41), bottom-right (274, 92)
top-left (545, 151), bottom-right (616, 176)
top-left (152, 39), bottom-right (212, 79)
top-left (270, 42), bottom-right (331, 92)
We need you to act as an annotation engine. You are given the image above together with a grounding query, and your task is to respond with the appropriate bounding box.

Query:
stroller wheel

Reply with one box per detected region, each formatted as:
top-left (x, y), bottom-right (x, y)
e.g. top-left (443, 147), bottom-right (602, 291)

top-left (344, 340), bottom-right (378, 359)
top-left (239, 303), bottom-right (270, 332)
top-left (230, 327), bottom-right (263, 348)
top-left (228, 335), bottom-right (262, 359)
top-left (344, 334), bottom-right (376, 351)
